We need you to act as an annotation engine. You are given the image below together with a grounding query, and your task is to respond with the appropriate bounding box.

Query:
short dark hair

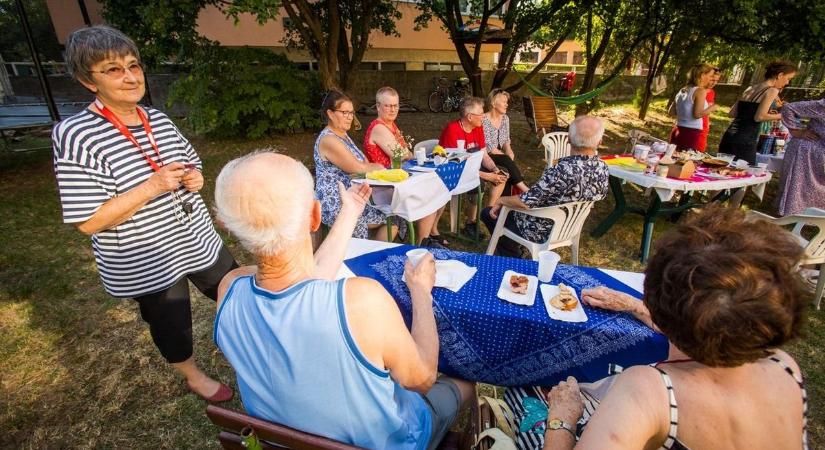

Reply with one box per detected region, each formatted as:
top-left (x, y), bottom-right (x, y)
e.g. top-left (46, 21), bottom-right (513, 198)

top-left (65, 25), bottom-right (140, 85)
top-left (643, 205), bottom-right (808, 367)
top-left (321, 89), bottom-right (353, 124)
top-left (764, 60), bottom-right (797, 80)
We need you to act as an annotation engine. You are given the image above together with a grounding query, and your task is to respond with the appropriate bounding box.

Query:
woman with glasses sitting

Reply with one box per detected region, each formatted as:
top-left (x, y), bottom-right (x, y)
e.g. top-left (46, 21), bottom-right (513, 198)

top-left (51, 26), bottom-right (238, 403)
top-left (315, 90), bottom-right (400, 241)
top-left (364, 87), bottom-right (442, 247)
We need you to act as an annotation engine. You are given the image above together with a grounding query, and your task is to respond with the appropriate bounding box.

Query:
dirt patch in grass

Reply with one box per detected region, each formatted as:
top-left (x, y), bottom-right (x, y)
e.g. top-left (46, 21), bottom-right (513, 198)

top-left (0, 100), bottom-right (820, 448)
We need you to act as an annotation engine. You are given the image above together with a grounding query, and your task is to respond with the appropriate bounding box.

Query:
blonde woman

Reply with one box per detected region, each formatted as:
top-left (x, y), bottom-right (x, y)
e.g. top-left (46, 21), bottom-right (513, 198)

top-left (668, 63), bottom-right (718, 151)
top-left (483, 89), bottom-right (530, 197)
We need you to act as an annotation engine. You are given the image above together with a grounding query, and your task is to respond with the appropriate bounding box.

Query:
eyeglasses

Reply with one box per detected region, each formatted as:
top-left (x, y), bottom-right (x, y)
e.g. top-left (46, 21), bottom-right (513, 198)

top-left (468, 111), bottom-right (484, 117)
top-left (94, 62), bottom-right (143, 79)
top-left (380, 103), bottom-right (400, 110)
top-left (335, 110), bottom-right (355, 118)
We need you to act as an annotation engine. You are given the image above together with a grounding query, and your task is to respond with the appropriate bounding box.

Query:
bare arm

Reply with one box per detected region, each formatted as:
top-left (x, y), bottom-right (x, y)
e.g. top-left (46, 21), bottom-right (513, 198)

top-left (371, 124), bottom-right (412, 160)
top-left (319, 135), bottom-right (385, 174)
top-left (502, 141), bottom-right (515, 160)
top-left (755, 88), bottom-right (781, 122)
top-left (217, 265), bottom-right (258, 307)
top-left (312, 182), bottom-right (371, 280)
top-left (549, 367), bottom-right (668, 450)
top-left (499, 194), bottom-right (530, 210)
top-left (345, 257), bottom-right (438, 393)
top-left (692, 88), bottom-right (718, 119)
top-left (76, 162), bottom-right (186, 235)
top-left (580, 287), bottom-right (659, 331)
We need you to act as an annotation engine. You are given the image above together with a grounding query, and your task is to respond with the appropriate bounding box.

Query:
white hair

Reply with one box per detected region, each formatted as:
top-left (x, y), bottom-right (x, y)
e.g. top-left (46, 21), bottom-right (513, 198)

top-left (568, 116), bottom-right (605, 149)
top-left (215, 151), bottom-right (315, 257)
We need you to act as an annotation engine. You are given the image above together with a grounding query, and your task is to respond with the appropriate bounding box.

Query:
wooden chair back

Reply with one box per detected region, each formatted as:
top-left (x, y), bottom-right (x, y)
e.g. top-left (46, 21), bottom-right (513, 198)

top-left (523, 96), bottom-right (565, 137)
top-left (206, 405), bottom-right (365, 450)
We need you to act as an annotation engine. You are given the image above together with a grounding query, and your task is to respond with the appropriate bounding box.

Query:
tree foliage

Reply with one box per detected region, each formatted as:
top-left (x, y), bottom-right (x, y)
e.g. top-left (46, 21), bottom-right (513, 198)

top-left (100, 0), bottom-right (217, 69)
top-left (0, 0), bottom-right (62, 62)
top-left (223, 0), bottom-right (401, 90)
top-left (168, 46), bottom-right (321, 138)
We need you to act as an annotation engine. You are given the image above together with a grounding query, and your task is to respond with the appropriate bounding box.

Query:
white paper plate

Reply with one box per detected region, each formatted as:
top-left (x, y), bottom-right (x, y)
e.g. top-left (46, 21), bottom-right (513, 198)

top-left (541, 284), bottom-right (588, 322)
top-left (496, 270), bottom-right (538, 306)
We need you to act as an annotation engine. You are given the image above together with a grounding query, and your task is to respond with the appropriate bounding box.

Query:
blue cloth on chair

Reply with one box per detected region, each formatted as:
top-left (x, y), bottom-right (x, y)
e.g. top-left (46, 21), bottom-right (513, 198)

top-left (345, 246), bottom-right (669, 387)
top-left (403, 160), bottom-right (466, 191)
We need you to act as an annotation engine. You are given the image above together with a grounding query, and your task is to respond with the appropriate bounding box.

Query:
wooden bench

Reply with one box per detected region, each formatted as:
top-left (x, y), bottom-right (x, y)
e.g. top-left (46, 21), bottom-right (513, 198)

top-left (206, 405), bottom-right (468, 450)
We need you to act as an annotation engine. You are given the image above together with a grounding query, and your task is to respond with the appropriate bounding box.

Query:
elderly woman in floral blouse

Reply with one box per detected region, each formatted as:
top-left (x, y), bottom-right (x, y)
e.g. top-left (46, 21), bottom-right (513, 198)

top-left (480, 115), bottom-right (609, 258)
top-left (483, 88), bottom-right (530, 198)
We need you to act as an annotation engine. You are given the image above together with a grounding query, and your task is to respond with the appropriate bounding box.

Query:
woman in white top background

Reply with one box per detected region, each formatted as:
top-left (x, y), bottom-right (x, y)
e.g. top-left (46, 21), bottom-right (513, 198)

top-left (669, 64), bottom-right (719, 151)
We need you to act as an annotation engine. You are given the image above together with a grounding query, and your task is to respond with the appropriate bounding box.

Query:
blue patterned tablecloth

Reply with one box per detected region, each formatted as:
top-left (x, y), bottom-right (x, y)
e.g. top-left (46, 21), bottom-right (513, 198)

top-left (345, 246), bottom-right (669, 387)
top-left (403, 160), bottom-right (466, 191)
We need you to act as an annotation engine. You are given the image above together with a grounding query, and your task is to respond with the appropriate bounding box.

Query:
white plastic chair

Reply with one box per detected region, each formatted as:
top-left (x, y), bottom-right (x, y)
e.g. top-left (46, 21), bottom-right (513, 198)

top-left (414, 139), bottom-right (439, 154)
top-left (541, 132), bottom-right (571, 167)
top-left (748, 207), bottom-right (825, 309)
top-left (485, 201), bottom-right (596, 263)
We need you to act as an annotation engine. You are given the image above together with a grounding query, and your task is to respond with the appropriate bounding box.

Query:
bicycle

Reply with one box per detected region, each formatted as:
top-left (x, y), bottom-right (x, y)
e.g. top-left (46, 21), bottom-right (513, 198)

top-left (428, 76), bottom-right (471, 113)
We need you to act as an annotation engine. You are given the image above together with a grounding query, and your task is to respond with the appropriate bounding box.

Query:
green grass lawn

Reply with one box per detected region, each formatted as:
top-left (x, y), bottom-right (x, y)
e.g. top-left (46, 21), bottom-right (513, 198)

top-left (0, 99), bottom-right (820, 448)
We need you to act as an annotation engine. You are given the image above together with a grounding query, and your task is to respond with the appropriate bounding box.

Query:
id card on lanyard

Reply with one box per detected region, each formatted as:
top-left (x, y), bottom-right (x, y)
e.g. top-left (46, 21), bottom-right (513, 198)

top-left (94, 99), bottom-right (194, 217)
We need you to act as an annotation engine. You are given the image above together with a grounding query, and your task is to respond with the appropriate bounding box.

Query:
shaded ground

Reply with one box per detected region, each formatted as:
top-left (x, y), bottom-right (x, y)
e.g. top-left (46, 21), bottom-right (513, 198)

top-left (0, 100), bottom-right (821, 449)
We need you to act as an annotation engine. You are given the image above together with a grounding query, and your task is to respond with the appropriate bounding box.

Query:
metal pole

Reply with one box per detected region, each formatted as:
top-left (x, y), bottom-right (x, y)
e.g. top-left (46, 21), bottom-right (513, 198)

top-left (77, 0), bottom-right (92, 26)
top-left (16, 0), bottom-right (60, 122)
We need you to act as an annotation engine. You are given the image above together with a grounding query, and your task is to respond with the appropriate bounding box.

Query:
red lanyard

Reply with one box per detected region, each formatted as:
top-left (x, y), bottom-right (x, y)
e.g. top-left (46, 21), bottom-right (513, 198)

top-left (94, 98), bottom-right (163, 172)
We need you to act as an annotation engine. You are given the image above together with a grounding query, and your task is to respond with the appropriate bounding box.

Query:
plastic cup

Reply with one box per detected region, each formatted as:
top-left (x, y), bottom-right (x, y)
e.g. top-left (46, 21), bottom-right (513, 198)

top-left (537, 250), bottom-right (561, 283)
top-left (415, 148), bottom-right (426, 165)
top-left (456, 139), bottom-right (465, 150)
top-left (406, 248), bottom-right (430, 268)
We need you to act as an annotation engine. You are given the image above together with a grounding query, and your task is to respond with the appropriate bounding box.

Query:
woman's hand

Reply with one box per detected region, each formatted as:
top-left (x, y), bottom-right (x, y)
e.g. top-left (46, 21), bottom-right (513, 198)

top-left (580, 286), bottom-right (636, 312)
top-left (789, 128), bottom-right (819, 141)
top-left (480, 171), bottom-right (508, 185)
top-left (182, 167), bottom-right (204, 193)
top-left (546, 376), bottom-right (584, 424)
top-left (488, 204), bottom-right (502, 219)
top-left (147, 162), bottom-right (186, 195)
top-left (338, 181), bottom-right (370, 218)
top-left (490, 148), bottom-right (505, 155)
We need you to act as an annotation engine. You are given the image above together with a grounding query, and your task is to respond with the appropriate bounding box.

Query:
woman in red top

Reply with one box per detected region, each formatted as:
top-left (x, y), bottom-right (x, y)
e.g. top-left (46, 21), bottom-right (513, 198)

top-left (364, 87), bottom-right (441, 247)
top-left (697, 67), bottom-right (721, 152)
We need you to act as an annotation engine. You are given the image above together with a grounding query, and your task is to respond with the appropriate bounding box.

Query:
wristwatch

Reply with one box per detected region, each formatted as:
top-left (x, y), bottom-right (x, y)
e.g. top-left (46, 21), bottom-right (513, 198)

top-left (546, 418), bottom-right (576, 438)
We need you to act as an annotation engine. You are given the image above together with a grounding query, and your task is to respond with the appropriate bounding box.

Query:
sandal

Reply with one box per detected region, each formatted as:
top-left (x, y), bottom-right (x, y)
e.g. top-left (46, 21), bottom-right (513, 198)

top-left (429, 234), bottom-right (451, 247)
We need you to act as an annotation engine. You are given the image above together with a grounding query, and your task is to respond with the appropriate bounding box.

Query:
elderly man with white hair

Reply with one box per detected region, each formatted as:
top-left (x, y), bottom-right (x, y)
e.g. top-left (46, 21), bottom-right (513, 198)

top-left (212, 152), bottom-right (473, 449)
top-left (481, 115), bottom-right (610, 258)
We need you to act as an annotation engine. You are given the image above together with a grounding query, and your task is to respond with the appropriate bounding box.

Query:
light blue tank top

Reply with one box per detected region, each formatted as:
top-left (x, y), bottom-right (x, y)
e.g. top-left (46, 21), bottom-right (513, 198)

top-left (214, 276), bottom-right (432, 449)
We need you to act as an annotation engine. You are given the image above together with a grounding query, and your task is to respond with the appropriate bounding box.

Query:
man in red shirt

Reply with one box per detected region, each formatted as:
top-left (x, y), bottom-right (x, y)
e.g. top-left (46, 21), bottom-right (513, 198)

top-left (437, 97), bottom-right (508, 239)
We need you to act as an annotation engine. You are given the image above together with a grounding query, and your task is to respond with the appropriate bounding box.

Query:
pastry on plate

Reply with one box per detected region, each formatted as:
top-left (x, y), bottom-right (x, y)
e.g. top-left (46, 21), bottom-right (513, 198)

top-left (549, 283), bottom-right (578, 311)
top-left (509, 274), bottom-right (529, 294)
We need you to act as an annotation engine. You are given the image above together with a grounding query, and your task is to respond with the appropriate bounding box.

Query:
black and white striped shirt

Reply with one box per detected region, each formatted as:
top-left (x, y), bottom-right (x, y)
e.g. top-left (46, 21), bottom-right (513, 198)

top-left (52, 107), bottom-right (223, 298)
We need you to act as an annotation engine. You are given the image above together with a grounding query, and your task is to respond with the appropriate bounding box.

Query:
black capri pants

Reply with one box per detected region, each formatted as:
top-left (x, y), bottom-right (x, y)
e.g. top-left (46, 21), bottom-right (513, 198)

top-left (133, 245), bottom-right (238, 363)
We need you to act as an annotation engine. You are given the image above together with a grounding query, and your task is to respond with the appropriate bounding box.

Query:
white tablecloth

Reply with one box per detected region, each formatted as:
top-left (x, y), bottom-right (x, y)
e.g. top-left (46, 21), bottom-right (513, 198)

top-left (335, 238), bottom-right (645, 293)
top-left (353, 151), bottom-right (483, 222)
top-left (608, 166), bottom-right (772, 202)
top-left (756, 153), bottom-right (784, 172)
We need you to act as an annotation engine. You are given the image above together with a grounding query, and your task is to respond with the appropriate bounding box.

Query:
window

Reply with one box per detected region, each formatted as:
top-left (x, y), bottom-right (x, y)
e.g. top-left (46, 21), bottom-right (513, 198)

top-left (548, 52), bottom-right (567, 64)
top-left (381, 62), bottom-right (406, 71)
top-left (518, 51), bottom-right (539, 64)
top-left (572, 52), bottom-right (585, 65)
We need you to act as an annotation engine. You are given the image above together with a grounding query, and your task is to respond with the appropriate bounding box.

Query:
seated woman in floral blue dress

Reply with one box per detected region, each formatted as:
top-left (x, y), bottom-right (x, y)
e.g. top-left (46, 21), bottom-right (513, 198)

top-left (314, 90), bottom-right (399, 240)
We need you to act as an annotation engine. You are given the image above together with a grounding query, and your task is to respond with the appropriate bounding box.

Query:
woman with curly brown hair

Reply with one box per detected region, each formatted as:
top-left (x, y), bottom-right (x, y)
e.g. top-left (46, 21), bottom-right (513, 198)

top-left (540, 205), bottom-right (809, 450)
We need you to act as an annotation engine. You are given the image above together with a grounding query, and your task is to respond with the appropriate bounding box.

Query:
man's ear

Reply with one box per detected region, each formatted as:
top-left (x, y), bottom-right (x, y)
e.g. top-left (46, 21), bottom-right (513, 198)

top-left (310, 200), bottom-right (322, 232)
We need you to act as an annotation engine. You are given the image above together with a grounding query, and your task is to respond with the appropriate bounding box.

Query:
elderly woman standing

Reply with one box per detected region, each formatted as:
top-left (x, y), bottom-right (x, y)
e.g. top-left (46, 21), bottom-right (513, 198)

top-left (483, 89), bottom-right (529, 195)
top-left (315, 90), bottom-right (398, 240)
top-left (540, 206), bottom-right (808, 450)
top-left (51, 26), bottom-right (237, 402)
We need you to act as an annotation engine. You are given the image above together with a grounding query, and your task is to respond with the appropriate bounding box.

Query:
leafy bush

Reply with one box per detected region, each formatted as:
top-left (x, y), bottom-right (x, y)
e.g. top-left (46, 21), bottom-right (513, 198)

top-left (168, 46), bottom-right (322, 138)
